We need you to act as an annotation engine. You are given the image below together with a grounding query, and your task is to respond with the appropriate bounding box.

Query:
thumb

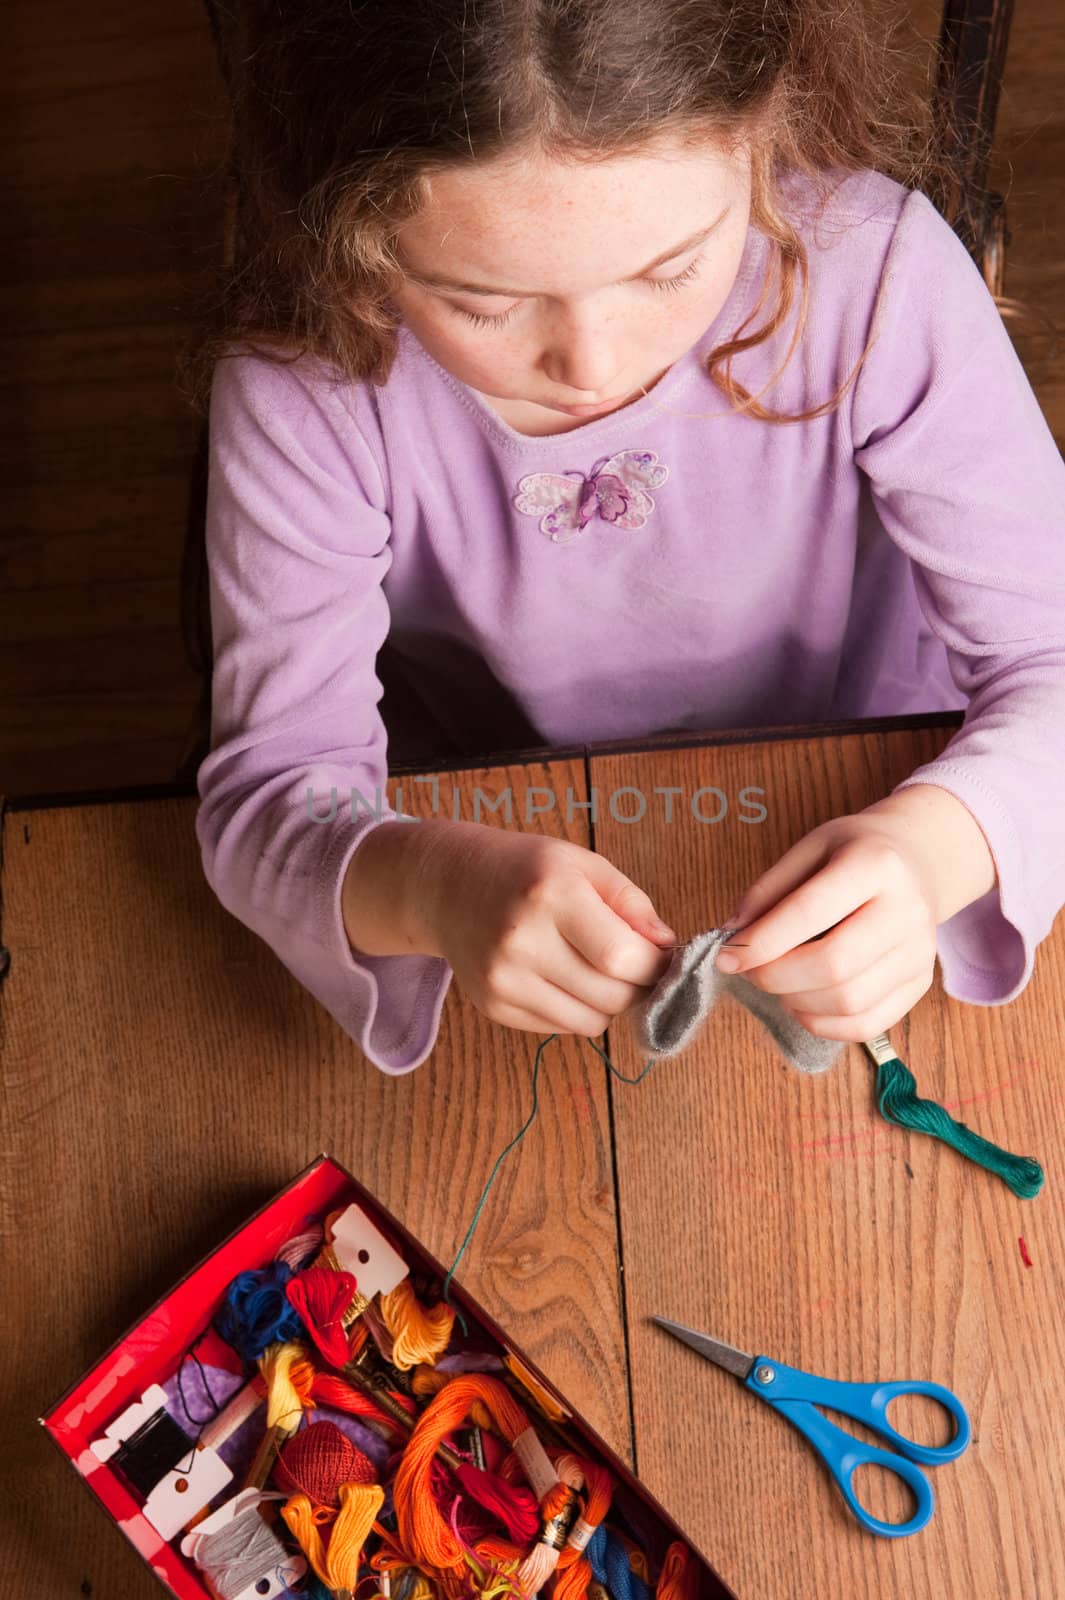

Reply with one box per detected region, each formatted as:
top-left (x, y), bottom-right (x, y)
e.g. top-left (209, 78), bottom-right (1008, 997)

top-left (582, 851), bottom-right (677, 945)
top-left (730, 827), bottom-right (833, 930)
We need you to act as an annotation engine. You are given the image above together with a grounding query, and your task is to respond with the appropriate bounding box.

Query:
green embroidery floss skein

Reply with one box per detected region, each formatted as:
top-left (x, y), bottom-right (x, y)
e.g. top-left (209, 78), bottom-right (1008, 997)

top-left (862, 1033), bottom-right (1044, 1199)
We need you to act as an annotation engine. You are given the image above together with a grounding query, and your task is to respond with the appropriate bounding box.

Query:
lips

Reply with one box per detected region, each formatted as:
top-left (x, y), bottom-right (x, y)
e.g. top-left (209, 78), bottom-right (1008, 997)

top-left (555, 396), bottom-right (625, 414)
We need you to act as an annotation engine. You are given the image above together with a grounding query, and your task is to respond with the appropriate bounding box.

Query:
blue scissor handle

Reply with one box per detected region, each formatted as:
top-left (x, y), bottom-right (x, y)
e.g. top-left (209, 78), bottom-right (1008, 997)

top-left (744, 1357), bottom-right (971, 1539)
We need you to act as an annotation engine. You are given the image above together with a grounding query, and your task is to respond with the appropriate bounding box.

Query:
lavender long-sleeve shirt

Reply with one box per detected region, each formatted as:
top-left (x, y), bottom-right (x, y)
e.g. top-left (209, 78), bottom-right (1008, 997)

top-left (195, 167), bottom-right (1065, 1075)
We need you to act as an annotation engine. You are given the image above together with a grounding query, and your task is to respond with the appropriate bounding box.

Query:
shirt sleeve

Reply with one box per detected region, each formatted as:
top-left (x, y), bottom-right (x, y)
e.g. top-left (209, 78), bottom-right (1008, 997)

top-left (849, 186), bottom-right (1065, 1005)
top-left (194, 352), bottom-right (454, 1073)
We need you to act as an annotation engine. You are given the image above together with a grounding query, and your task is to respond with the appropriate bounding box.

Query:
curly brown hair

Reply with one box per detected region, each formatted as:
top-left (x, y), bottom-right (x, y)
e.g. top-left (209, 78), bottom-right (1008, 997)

top-left (176, 0), bottom-right (973, 426)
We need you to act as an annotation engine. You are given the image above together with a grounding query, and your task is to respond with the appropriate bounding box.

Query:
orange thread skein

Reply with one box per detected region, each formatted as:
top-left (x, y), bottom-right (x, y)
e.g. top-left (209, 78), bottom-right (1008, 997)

top-left (549, 1452), bottom-right (615, 1600)
top-left (393, 1374), bottom-right (591, 1599)
top-left (655, 1541), bottom-right (699, 1600)
top-left (560, 1453), bottom-right (613, 1549)
top-left (392, 1375), bottom-right (534, 1594)
top-left (530, 1446), bottom-right (614, 1600)
top-left (411, 1367), bottom-right (494, 1432)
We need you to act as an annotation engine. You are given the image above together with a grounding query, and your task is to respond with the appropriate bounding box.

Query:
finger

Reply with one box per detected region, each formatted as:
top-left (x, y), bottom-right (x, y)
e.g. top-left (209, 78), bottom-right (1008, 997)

top-left (538, 934), bottom-right (673, 1017)
top-left (716, 843), bottom-right (893, 976)
top-left (578, 851), bottom-right (678, 948)
top-left (737, 895), bottom-right (930, 995)
top-left (772, 939), bottom-right (929, 1018)
top-left (495, 971), bottom-right (614, 1038)
top-left (481, 999), bottom-right (585, 1035)
top-left (728, 829), bottom-right (835, 930)
top-left (788, 972), bottom-right (934, 1043)
top-left (559, 873), bottom-right (677, 987)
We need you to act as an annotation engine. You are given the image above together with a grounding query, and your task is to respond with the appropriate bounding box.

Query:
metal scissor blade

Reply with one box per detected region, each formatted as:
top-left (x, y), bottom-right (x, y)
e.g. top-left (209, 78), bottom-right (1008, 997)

top-left (650, 1317), bottom-right (755, 1380)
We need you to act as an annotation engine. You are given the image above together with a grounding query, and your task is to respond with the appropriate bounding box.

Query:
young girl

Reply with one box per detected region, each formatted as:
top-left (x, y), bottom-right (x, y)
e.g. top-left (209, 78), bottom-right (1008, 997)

top-left (186, 0), bottom-right (1065, 1077)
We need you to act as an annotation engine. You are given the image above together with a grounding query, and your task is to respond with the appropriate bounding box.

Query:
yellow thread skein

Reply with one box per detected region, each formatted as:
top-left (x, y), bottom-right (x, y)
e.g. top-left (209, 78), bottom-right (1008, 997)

top-left (379, 1279), bottom-right (455, 1370)
top-left (261, 1340), bottom-right (311, 1430)
top-left (282, 1481), bottom-right (385, 1591)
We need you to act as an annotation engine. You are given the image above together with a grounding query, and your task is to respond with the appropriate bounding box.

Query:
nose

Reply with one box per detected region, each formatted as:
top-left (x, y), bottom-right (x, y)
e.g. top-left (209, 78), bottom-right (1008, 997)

top-left (540, 306), bottom-right (624, 400)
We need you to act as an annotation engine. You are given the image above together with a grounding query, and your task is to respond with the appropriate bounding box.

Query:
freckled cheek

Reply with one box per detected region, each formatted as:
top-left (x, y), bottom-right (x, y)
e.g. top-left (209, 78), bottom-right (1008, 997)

top-left (437, 325), bottom-right (519, 384)
top-left (426, 317), bottom-right (555, 386)
top-left (396, 305), bottom-right (501, 379)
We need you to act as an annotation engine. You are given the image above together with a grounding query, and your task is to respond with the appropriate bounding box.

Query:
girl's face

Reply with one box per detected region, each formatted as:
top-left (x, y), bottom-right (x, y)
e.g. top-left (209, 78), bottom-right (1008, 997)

top-left (389, 133), bottom-right (753, 431)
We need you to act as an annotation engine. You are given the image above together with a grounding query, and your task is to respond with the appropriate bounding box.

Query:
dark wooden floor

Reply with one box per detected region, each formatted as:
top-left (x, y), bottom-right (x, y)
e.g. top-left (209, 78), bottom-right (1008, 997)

top-left (2, 0), bottom-right (1063, 800)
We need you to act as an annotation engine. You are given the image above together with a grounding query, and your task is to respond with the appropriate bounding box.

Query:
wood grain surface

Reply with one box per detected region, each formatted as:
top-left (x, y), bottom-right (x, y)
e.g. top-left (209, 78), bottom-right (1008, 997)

top-left (3, 725), bottom-right (1065, 1597)
top-left (1, 760), bottom-right (629, 1597)
top-left (593, 728), bottom-right (1065, 1600)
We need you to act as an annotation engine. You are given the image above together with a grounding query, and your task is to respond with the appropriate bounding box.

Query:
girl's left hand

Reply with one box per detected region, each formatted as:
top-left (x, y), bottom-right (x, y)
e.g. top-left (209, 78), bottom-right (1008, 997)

top-left (714, 812), bottom-right (942, 1042)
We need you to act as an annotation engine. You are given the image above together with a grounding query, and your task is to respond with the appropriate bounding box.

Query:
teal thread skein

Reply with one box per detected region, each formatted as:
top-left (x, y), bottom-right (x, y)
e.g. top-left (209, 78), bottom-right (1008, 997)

top-left (863, 1034), bottom-right (1044, 1199)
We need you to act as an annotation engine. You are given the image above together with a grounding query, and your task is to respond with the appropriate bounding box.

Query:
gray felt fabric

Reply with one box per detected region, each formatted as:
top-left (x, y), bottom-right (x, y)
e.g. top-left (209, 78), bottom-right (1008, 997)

top-left (629, 927), bottom-right (846, 1074)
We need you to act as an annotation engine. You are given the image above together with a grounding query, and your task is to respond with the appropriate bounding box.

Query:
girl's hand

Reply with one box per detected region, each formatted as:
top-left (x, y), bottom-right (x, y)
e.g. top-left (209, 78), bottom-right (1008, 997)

top-left (714, 811), bottom-right (945, 1042)
top-left (415, 821), bottom-right (677, 1037)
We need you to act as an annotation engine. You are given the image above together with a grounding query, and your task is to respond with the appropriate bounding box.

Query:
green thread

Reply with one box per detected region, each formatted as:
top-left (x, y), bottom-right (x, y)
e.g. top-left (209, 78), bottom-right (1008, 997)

top-left (873, 1049), bottom-right (1044, 1199)
top-left (442, 1035), bottom-right (661, 1328)
top-left (442, 1033), bottom-right (551, 1332)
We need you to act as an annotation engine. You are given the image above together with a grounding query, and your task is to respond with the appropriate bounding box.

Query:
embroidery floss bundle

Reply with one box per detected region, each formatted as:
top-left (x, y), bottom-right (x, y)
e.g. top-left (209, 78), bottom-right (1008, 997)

top-left (215, 1260), bottom-right (306, 1361)
top-left (390, 1373), bottom-right (543, 1586)
top-left (380, 1278), bottom-right (457, 1370)
top-left (244, 1339), bottom-right (317, 1488)
top-left (300, 1359), bottom-right (417, 1437)
top-left (547, 1453), bottom-right (614, 1600)
top-left (98, 1200), bottom-right (708, 1600)
top-left (863, 1033), bottom-right (1044, 1198)
top-left (287, 1266), bottom-right (362, 1367)
top-left (181, 1488), bottom-right (308, 1597)
top-left (276, 1222), bottom-right (327, 1272)
top-left (282, 1476), bottom-right (385, 1600)
top-left (277, 1419), bottom-right (385, 1600)
top-left (655, 1543), bottom-right (700, 1600)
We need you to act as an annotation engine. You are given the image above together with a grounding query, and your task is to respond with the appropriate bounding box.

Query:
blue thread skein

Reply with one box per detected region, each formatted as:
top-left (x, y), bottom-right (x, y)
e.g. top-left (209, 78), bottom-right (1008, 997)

top-left (588, 1524), bottom-right (651, 1600)
top-left (213, 1259), bottom-right (306, 1361)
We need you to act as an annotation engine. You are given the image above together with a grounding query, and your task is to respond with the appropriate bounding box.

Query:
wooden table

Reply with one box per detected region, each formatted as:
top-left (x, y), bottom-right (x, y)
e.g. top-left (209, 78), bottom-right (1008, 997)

top-left (3, 713), bottom-right (1064, 1598)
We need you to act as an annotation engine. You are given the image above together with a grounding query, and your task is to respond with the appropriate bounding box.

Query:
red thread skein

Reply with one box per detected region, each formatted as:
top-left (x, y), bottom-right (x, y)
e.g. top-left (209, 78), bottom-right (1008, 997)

top-left (274, 1419), bottom-right (376, 1508)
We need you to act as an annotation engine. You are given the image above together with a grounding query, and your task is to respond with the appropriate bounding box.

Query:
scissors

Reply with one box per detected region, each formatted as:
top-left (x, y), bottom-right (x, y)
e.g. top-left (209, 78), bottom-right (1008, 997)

top-left (652, 1317), bottom-right (971, 1538)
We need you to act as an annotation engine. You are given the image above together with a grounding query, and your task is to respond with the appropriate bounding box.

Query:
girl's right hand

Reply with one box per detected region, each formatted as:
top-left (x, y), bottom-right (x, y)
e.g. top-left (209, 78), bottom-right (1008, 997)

top-left (413, 820), bottom-right (678, 1037)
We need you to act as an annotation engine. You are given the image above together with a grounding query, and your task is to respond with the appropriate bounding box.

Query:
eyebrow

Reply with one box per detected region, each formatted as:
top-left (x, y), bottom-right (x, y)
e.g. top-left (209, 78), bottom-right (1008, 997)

top-left (404, 207), bottom-right (730, 298)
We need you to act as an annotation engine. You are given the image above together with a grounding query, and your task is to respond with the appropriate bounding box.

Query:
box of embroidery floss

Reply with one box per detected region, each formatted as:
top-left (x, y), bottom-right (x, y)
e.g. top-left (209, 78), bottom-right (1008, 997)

top-left (40, 1153), bottom-right (736, 1600)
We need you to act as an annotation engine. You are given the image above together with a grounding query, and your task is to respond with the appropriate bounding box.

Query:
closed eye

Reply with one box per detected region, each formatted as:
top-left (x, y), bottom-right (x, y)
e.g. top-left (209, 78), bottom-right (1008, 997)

top-left (452, 254), bottom-right (705, 329)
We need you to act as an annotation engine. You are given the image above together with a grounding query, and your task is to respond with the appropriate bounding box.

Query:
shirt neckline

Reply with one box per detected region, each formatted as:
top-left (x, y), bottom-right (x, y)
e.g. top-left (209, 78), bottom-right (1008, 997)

top-left (400, 223), bottom-right (765, 454)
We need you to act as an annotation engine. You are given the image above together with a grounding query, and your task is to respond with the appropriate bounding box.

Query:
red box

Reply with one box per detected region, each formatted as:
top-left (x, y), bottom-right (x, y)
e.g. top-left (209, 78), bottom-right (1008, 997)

top-left (40, 1154), bottom-right (736, 1600)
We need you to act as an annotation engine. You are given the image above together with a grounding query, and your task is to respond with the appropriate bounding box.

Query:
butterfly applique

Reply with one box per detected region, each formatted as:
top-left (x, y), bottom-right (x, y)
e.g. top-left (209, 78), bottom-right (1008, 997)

top-left (513, 449), bottom-right (670, 544)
